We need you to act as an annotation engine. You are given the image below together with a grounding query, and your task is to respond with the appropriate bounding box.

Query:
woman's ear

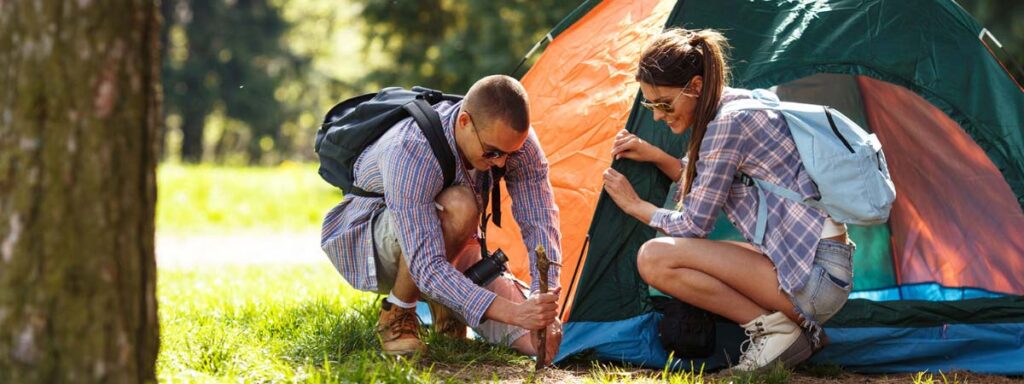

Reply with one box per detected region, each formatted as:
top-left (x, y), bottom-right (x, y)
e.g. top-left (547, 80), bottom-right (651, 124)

top-left (690, 76), bottom-right (704, 97)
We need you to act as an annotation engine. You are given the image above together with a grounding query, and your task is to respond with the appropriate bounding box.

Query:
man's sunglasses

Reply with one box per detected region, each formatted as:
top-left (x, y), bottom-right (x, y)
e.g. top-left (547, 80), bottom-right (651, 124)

top-left (465, 111), bottom-right (509, 160)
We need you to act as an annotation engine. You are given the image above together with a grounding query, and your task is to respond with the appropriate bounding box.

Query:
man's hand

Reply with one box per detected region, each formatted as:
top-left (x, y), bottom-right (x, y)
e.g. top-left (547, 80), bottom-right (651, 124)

top-left (514, 292), bottom-right (559, 330)
top-left (531, 318), bottom-right (563, 365)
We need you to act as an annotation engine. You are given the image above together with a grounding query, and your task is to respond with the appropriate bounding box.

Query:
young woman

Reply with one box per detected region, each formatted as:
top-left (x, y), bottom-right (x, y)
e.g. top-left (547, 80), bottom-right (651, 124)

top-left (602, 28), bottom-right (854, 371)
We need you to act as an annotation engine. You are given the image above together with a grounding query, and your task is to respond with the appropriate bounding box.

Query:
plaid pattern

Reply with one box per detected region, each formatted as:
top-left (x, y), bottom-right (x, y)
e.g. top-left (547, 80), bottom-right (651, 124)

top-left (650, 88), bottom-right (826, 293)
top-left (321, 100), bottom-right (561, 328)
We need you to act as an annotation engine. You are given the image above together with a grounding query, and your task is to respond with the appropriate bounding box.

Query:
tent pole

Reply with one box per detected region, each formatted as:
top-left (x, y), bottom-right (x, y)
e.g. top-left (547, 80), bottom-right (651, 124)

top-left (560, 234), bottom-right (590, 320)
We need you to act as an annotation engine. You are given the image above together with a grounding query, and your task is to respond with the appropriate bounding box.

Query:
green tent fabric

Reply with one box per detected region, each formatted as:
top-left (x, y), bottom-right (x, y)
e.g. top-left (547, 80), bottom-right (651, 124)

top-left (550, 0), bottom-right (1024, 374)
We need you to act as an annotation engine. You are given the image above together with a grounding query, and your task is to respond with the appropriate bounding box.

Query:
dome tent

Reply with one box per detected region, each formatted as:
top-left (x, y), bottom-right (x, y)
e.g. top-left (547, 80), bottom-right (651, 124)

top-left (484, 0), bottom-right (1024, 374)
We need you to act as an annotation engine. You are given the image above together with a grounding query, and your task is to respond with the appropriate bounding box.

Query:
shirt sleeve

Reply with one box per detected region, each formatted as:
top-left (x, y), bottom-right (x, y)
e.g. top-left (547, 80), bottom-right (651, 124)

top-left (649, 112), bottom-right (750, 238)
top-left (380, 135), bottom-right (496, 328)
top-left (503, 129), bottom-right (562, 293)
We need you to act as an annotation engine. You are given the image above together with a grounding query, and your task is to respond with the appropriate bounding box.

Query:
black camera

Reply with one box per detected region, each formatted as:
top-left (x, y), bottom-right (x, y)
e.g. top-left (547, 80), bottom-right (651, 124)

top-left (464, 249), bottom-right (509, 286)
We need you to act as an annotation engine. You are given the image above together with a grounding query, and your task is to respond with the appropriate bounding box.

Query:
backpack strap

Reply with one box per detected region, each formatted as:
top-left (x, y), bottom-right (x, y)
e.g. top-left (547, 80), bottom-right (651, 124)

top-left (737, 172), bottom-right (827, 245)
top-left (404, 98), bottom-right (457, 189)
top-left (349, 186), bottom-right (384, 198)
top-left (347, 98), bottom-right (454, 198)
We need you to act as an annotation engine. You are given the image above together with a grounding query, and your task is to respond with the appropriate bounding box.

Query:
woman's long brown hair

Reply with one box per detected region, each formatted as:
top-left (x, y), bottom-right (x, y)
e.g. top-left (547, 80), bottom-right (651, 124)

top-left (636, 29), bottom-right (730, 207)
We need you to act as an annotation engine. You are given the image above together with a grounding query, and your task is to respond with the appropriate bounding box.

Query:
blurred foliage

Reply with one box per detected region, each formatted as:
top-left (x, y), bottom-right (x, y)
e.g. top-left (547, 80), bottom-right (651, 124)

top-left (156, 0), bottom-right (1021, 166)
top-left (359, 0), bottom-right (580, 93)
top-left (159, 0), bottom-right (575, 165)
top-left (161, 0), bottom-right (312, 164)
top-left (157, 163), bottom-right (341, 233)
top-left (958, 0), bottom-right (1024, 86)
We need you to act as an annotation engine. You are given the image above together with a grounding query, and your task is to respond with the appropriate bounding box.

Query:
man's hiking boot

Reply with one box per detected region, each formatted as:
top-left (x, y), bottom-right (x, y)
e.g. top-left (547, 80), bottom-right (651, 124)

top-left (428, 300), bottom-right (467, 339)
top-left (730, 311), bottom-right (813, 372)
top-left (378, 300), bottom-right (425, 355)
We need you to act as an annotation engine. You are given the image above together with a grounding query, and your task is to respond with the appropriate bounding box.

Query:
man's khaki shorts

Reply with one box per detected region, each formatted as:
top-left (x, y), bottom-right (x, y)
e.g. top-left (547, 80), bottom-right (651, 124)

top-left (371, 209), bottom-right (530, 347)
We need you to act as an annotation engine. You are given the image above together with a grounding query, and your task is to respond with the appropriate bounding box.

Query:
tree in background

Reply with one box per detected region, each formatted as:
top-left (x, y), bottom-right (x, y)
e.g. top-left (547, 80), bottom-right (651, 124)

top-left (162, 0), bottom-right (309, 164)
top-left (155, 0), bottom-right (1022, 165)
top-left (360, 0), bottom-right (580, 93)
top-left (958, 0), bottom-right (1024, 87)
top-left (0, 1), bottom-right (159, 381)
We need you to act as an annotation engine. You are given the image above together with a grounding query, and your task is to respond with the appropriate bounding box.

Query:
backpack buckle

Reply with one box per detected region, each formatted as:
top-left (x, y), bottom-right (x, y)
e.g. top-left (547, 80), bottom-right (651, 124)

top-left (736, 173), bottom-right (755, 187)
top-left (411, 86), bottom-right (443, 103)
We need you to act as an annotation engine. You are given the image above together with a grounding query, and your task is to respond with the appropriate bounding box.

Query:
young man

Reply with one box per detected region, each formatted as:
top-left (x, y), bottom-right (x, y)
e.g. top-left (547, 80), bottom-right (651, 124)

top-left (321, 75), bottom-right (562, 363)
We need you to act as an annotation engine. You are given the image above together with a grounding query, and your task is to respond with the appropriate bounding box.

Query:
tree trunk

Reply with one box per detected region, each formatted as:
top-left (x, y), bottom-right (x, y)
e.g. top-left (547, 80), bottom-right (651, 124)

top-left (0, 1), bottom-right (160, 382)
top-left (179, 109), bottom-right (205, 163)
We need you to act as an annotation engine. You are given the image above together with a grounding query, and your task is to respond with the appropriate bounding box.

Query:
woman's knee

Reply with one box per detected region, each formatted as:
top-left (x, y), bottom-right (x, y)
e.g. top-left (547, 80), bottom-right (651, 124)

top-left (637, 237), bottom-right (699, 282)
top-left (637, 238), bottom-right (672, 282)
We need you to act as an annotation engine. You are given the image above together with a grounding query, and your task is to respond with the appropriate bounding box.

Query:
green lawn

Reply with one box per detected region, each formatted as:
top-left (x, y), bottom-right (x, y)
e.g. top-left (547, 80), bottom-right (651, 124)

top-left (156, 265), bottom-right (726, 383)
top-left (157, 264), bottom-right (537, 383)
top-left (157, 162), bottom-right (341, 233)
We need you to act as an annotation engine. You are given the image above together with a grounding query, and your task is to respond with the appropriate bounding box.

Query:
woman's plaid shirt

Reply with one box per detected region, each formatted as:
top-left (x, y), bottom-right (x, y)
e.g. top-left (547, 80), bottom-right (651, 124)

top-left (651, 88), bottom-right (827, 293)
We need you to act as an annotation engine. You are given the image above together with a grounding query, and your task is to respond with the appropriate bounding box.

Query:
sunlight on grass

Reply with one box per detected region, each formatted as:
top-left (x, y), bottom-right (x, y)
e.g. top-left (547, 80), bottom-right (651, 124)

top-left (157, 264), bottom-right (528, 383)
top-left (157, 162), bottom-right (341, 233)
top-left (913, 371), bottom-right (967, 384)
top-left (582, 361), bottom-right (709, 384)
top-left (158, 263), bottom-right (427, 382)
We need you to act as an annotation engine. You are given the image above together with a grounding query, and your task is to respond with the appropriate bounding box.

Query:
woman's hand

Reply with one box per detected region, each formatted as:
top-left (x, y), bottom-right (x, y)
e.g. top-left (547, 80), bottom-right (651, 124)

top-left (603, 168), bottom-right (658, 224)
top-left (611, 129), bottom-right (683, 181)
top-left (611, 129), bottom-right (661, 162)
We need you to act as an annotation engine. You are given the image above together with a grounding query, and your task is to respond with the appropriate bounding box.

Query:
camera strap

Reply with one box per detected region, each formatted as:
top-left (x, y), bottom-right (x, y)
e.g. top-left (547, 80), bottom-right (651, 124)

top-left (478, 167), bottom-right (505, 258)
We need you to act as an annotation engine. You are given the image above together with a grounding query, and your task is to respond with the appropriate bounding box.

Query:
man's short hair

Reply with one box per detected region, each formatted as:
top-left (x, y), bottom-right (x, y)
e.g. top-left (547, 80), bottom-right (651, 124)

top-left (464, 75), bottom-right (530, 133)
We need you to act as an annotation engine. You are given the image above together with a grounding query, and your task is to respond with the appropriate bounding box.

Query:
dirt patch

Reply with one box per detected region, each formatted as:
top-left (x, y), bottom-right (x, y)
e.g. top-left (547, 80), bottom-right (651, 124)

top-left (425, 362), bottom-right (1024, 383)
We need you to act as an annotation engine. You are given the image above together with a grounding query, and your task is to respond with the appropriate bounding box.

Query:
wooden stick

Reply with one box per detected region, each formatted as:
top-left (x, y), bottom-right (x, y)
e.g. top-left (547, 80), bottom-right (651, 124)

top-left (534, 244), bottom-right (550, 370)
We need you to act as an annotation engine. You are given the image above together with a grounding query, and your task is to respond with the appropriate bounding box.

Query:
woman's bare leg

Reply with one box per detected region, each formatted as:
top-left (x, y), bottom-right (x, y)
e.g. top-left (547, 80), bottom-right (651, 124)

top-left (637, 237), bottom-right (798, 324)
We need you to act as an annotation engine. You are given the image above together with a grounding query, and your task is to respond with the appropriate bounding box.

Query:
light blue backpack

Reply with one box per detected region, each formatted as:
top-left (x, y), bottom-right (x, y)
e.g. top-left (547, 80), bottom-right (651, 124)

top-left (718, 89), bottom-right (896, 245)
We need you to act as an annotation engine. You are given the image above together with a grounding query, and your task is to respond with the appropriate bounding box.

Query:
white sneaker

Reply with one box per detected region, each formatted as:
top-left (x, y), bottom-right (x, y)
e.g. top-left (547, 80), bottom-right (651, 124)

top-left (730, 312), bottom-right (813, 372)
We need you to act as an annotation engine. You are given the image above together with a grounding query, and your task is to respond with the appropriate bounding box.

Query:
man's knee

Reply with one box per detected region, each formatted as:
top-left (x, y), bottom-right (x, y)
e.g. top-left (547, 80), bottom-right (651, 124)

top-left (436, 185), bottom-right (479, 245)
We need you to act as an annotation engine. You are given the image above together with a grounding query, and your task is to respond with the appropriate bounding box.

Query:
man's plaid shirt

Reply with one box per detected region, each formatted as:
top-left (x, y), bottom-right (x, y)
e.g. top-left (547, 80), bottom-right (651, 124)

top-left (321, 100), bottom-right (561, 327)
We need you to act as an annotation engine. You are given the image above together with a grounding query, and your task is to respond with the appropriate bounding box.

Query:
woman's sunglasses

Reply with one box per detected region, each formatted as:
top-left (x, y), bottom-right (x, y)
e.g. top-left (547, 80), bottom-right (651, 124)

top-left (639, 89), bottom-right (694, 114)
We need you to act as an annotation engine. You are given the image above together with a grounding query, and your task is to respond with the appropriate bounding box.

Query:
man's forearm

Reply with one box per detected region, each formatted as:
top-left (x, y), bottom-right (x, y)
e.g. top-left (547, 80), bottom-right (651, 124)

top-left (483, 296), bottom-right (520, 325)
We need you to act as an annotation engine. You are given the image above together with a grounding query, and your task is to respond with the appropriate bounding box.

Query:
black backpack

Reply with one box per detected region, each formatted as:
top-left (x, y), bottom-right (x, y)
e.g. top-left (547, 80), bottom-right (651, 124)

top-left (314, 86), bottom-right (462, 197)
top-left (651, 296), bottom-right (718, 358)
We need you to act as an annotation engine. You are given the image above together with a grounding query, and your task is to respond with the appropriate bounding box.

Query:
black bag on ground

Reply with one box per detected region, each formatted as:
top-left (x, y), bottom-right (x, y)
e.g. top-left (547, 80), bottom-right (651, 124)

top-left (314, 86), bottom-right (462, 197)
top-left (651, 296), bottom-right (717, 358)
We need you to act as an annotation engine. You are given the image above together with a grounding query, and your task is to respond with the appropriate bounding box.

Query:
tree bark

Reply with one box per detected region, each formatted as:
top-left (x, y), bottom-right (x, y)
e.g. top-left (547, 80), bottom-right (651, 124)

top-left (0, 1), bottom-right (160, 382)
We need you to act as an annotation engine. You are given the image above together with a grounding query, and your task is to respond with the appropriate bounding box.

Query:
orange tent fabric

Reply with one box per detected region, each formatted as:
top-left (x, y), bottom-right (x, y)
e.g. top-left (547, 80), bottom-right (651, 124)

top-left (486, 0), bottom-right (674, 315)
top-left (859, 76), bottom-right (1024, 295)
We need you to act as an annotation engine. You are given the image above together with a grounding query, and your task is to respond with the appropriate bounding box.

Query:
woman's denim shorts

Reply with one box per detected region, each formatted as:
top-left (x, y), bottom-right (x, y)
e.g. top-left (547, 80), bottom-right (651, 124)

top-left (788, 239), bottom-right (855, 329)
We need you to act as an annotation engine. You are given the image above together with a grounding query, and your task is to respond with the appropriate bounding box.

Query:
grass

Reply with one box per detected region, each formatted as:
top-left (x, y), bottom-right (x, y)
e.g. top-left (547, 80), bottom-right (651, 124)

top-left (156, 263), bottom-right (743, 383)
top-left (157, 263), bottom-right (539, 383)
top-left (155, 263), bottom-right (826, 383)
top-left (912, 371), bottom-right (968, 384)
top-left (156, 162), bottom-right (341, 233)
